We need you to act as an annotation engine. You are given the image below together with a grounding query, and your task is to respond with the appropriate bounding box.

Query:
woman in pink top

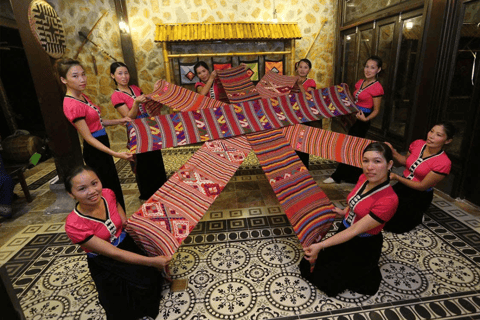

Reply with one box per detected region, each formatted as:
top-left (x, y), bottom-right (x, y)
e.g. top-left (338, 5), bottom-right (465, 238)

top-left (384, 123), bottom-right (455, 233)
top-left (194, 61), bottom-right (220, 99)
top-left (57, 58), bottom-right (132, 210)
top-left (294, 58), bottom-right (318, 169)
top-left (325, 56), bottom-right (384, 184)
top-left (110, 62), bottom-right (167, 200)
top-left (65, 165), bottom-right (171, 319)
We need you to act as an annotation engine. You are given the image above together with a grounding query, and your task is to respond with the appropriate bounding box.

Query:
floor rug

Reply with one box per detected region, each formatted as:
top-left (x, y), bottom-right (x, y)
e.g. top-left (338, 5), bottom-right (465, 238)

top-left (1, 167), bottom-right (480, 320)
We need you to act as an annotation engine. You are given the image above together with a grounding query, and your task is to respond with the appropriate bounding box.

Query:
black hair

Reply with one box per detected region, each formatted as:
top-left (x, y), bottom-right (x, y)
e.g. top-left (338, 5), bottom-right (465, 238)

top-left (64, 165), bottom-right (97, 194)
top-left (435, 122), bottom-right (456, 140)
top-left (193, 61), bottom-right (209, 76)
top-left (365, 55), bottom-right (383, 70)
top-left (55, 58), bottom-right (83, 80)
top-left (363, 142), bottom-right (393, 163)
top-left (296, 58), bottom-right (312, 70)
top-left (110, 61), bottom-right (129, 85)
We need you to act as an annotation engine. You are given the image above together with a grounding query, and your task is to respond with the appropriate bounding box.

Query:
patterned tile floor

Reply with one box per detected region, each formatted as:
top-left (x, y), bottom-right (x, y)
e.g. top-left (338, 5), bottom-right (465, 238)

top-left (1, 146), bottom-right (480, 320)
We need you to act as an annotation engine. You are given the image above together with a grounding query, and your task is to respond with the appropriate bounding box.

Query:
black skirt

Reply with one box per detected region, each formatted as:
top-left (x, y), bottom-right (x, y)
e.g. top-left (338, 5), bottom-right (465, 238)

top-left (87, 233), bottom-right (164, 320)
top-left (330, 117), bottom-right (371, 183)
top-left (300, 222), bottom-right (383, 297)
top-left (82, 134), bottom-right (125, 210)
top-left (134, 150), bottom-right (167, 200)
top-left (383, 182), bottom-right (433, 234)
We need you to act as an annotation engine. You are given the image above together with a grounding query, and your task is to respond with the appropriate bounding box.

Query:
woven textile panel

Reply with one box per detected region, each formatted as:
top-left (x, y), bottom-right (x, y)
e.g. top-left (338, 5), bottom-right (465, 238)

top-left (265, 59), bottom-right (284, 75)
top-left (126, 136), bottom-right (251, 256)
top-left (256, 71), bottom-right (299, 99)
top-left (144, 80), bottom-right (228, 113)
top-left (217, 65), bottom-right (260, 103)
top-left (179, 63), bottom-right (199, 85)
top-left (246, 129), bottom-right (336, 246)
top-left (282, 124), bottom-right (374, 168)
top-left (127, 84), bottom-right (358, 153)
top-left (239, 60), bottom-right (259, 81)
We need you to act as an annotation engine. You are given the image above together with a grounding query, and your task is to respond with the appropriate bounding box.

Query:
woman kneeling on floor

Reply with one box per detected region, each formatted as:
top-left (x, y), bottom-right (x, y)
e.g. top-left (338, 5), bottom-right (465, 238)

top-left (383, 123), bottom-right (454, 234)
top-left (300, 142), bottom-right (398, 297)
top-left (64, 165), bottom-right (171, 319)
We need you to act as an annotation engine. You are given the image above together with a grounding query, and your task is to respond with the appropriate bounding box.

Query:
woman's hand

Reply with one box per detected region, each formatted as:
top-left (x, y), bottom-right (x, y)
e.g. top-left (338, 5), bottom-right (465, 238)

top-left (356, 110), bottom-right (368, 122)
top-left (209, 70), bottom-right (217, 81)
top-left (118, 117), bottom-right (132, 125)
top-left (384, 141), bottom-right (396, 153)
top-left (390, 172), bottom-right (399, 181)
top-left (332, 206), bottom-right (347, 217)
top-left (151, 255), bottom-right (172, 271)
top-left (134, 95), bottom-right (147, 104)
top-left (116, 152), bottom-right (134, 162)
top-left (303, 243), bottom-right (323, 262)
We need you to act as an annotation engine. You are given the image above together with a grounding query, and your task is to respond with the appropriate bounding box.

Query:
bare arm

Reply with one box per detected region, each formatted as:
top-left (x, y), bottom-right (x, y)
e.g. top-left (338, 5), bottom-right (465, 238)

top-left (384, 142), bottom-right (408, 166)
top-left (74, 119), bottom-right (133, 161)
top-left (102, 117), bottom-right (132, 127)
top-left (81, 236), bottom-right (171, 270)
top-left (116, 94), bottom-right (147, 120)
top-left (303, 214), bottom-right (382, 262)
top-left (390, 170), bottom-right (447, 191)
top-left (356, 96), bottom-right (382, 122)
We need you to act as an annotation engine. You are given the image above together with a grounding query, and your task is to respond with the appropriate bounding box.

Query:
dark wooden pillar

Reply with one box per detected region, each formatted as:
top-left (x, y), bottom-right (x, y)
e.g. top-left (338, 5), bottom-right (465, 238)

top-left (114, 0), bottom-right (138, 86)
top-left (9, 0), bottom-right (83, 180)
top-left (409, 0), bottom-right (454, 141)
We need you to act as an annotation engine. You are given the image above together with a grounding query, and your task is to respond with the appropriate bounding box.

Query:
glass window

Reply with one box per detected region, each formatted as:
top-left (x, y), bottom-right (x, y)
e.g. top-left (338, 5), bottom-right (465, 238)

top-left (445, 0), bottom-right (480, 157)
top-left (356, 28), bottom-right (374, 81)
top-left (372, 22), bottom-right (395, 130)
top-left (341, 32), bottom-right (357, 91)
top-left (388, 15), bottom-right (423, 138)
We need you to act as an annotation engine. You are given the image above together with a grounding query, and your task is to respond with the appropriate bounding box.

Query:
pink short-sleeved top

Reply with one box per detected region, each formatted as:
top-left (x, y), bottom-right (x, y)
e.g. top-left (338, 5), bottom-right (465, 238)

top-left (110, 85), bottom-right (147, 118)
top-left (302, 79), bottom-right (316, 91)
top-left (353, 79), bottom-right (384, 110)
top-left (344, 174), bottom-right (399, 235)
top-left (63, 94), bottom-right (104, 133)
top-left (195, 81), bottom-right (221, 100)
top-left (65, 188), bottom-right (123, 253)
top-left (402, 139), bottom-right (452, 183)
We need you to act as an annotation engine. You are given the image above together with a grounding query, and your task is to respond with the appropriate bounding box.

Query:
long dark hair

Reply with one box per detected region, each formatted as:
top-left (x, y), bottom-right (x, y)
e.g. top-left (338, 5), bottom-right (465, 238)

top-left (110, 61), bottom-right (129, 85)
top-left (193, 61), bottom-right (209, 76)
top-left (64, 165), bottom-right (98, 194)
top-left (295, 58), bottom-right (312, 70)
top-left (434, 122), bottom-right (456, 140)
top-left (365, 55), bottom-right (383, 70)
top-left (363, 142), bottom-right (393, 163)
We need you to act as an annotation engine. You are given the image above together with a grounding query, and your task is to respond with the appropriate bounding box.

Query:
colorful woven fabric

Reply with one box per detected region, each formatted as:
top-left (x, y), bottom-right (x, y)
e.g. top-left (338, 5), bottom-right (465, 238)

top-left (126, 136), bottom-right (251, 256)
top-left (127, 84), bottom-right (358, 153)
top-left (144, 80), bottom-right (228, 113)
top-left (240, 60), bottom-right (259, 81)
top-left (282, 124), bottom-right (374, 168)
top-left (217, 65), bottom-right (260, 103)
top-left (246, 129), bottom-right (336, 246)
top-left (265, 59), bottom-right (284, 74)
top-left (179, 63), bottom-right (199, 85)
top-left (256, 71), bottom-right (299, 99)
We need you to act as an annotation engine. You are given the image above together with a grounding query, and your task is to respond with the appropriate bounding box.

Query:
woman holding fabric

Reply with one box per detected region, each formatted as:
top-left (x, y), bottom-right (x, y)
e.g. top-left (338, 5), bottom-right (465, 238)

top-left (65, 165), bottom-right (171, 319)
top-left (383, 123), bottom-right (454, 234)
top-left (324, 56), bottom-right (384, 183)
top-left (57, 58), bottom-right (131, 210)
top-left (300, 142), bottom-right (398, 297)
top-left (110, 62), bottom-right (167, 200)
top-left (194, 61), bottom-right (220, 99)
top-left (294, 58), bottom-right (317, 169)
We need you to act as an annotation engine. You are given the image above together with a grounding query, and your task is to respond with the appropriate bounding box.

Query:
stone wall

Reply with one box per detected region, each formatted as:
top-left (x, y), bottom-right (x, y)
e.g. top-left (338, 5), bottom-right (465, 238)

top-left (50, 0), bottom-right (338, 146)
